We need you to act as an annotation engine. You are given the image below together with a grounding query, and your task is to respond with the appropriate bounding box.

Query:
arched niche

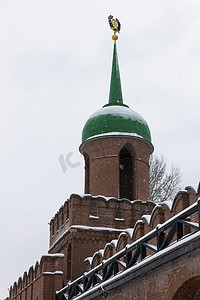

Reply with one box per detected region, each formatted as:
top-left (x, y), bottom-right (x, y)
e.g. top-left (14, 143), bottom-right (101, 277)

top-left (119, 147), bottom-right (133, 200)
top-left (172, 276), bottom-right (200, 300)
top-left (84, 153), bottom-right (90, 194)
top-left (67, 243), bottom-right (72, 280)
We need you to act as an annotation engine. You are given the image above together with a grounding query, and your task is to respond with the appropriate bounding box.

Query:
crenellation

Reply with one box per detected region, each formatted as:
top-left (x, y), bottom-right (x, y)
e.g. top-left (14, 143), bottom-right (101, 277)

top-left (116, 232), bottom-right (128, 251)
top-left (151, 205), bottom-right (164, 228)
top-left (58, 206), bottom-right (64, 228)
top-left (13, 282), bottom-right (17, 297)
top-left (47, 186), bottom-right (200, 290)
top-left (49, 194), bottom-right (156, 250)
top-left (17, 277), bottom-right (22, 293)
top-left (104, 243), bottom-right (114, 260)
top-left (133, 222), bottom-right (144, 241)
top-left (9, 254), bottom-right (64, 300)
top-left (161, 203), bottom-right (172, 221)
top-left (172, 192), bottom-right (189, 215)
top-left (186, 185), bottom-right (198, 205)
top-left (90, 197), bottom-right (98, 217)
top-left (9, 286), bottom-right (13, 299)
top-left (142, 215), bottom-right (151, 236)
top-left (92, 252), bottom-right (101, 269)
top-left (83, 187), bottom-right (199, 272)
top-left (22, 272), bottom-right (27, 289)
top-left (34, 261), bottom-right (40, 279)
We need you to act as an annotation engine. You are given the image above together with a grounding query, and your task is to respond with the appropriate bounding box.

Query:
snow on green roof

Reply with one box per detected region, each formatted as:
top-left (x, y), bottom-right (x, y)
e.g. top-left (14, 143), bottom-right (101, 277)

top-left (82, 105), bottom-right (152, 144)
top-left (81, 39), bottom-right (152, 146)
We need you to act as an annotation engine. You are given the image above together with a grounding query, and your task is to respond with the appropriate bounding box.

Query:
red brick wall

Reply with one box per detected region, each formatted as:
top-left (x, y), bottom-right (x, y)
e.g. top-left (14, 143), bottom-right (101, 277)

top-left (49, 194), bottom-right (155, 248)
top-left (85, 187), bottom-right (199, 271)
top-left (95, 244), bottom-right (200, 300)
top-left (49, 228), bottom-right (123, 283)
top-left (9, 255), bottom-right (64, 300)
top-left (80, 136), bottom-right (153, 201)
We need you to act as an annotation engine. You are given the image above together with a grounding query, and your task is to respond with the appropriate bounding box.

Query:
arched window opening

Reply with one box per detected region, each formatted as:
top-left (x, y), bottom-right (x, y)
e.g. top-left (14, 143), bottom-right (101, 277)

top-left (84, 154), bottom-right (90, 194)
top-left (56, 214), bottom-right (59, 231)
top-left (51, 220), bottom-right (54, 236)
top-left (67, 243), bottom-right (72, 280)
top-left (61, 208), bottom-right (64, 225)
top-left (119, 147), bottom-right (133, 200)
top-left (115, 201), bottom-right (123, 220)
top-left (66, 202), bottom-right (69, 220)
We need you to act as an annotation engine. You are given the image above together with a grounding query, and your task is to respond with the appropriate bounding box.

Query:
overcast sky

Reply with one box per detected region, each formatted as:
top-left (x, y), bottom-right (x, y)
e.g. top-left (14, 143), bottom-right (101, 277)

top-left (0, 0), bottom-right (200, 298)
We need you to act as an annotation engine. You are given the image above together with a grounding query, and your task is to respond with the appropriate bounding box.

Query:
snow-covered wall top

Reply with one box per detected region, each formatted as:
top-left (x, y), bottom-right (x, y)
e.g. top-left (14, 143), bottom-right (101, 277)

top-left (84, 186), bottom-right (199, 270)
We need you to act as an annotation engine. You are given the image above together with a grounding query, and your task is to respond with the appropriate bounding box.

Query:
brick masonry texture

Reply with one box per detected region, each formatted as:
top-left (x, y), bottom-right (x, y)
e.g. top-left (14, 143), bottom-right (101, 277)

top-left (8, 128), bottom-right (200, 300)
top-left (9, 186), bottom-right (200, 299)
top-left (80, 136), bottom-right (153, 201)
top-left (9, 255), bottom-right (64, 300)
top-left (83, 186), bottom-right (199, 271)
top-left (96, 245), bottom-right (200, 300)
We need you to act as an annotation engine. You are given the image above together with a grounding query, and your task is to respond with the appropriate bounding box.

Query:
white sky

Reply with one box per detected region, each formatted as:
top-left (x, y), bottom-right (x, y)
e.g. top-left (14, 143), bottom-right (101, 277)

top-left (0, 0), bottom-right (200, 298)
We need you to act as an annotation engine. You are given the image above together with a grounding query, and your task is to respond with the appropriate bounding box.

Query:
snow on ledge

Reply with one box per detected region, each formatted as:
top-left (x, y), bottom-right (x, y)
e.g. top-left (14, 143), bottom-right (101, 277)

top-left (85, 131), bottom-right (144, 142)
top-left (73, 230), bottom-right (200, 300)
top-left (43, 253), bottom-right (64, 258)
top-left (84, 257), bottom-right (93, 264)
top-left (110, 239), bottom-right (118, 247)
top-left (93, 195), bottom-right (117, 201)
top-left (71, 225), bottom-right (125, 232)
top-left (125, 228), bottom-right (134, 238)
top-left (99, 249), bottom-right (104, 256)
top-left (49, 225), bottom-right (125, 251)
top-left (79, 194), bottom-right (92, 197)
top-left (161, 200), bottom-right (173, 211)
top-left (43, 271), bottom-right (63, 275)
top-left (141, 214), bottom-right (151, 225)
top-left (89, 215), bottom-right (99, 219)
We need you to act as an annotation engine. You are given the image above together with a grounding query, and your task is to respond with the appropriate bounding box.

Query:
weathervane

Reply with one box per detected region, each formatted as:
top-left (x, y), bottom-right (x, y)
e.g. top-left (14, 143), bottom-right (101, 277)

top-left (108, 15), bottom-right (121, 44)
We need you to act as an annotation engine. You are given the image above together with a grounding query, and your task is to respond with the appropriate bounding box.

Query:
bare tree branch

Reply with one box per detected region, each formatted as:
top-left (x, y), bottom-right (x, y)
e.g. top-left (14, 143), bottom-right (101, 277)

top-left (149, 154), bottom-right (182, 203)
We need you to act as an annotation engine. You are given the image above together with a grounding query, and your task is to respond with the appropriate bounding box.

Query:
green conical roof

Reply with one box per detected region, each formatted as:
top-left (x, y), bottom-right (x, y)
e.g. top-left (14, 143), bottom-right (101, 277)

top-left (81, 42), bottom-right (152, 146)
top-left (105, 44), bottom-right (127, 107)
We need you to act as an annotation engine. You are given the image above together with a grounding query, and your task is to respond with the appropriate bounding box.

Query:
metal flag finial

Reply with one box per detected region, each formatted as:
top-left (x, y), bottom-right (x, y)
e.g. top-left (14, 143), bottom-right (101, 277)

top-left (108, 15), bottom-right (121, 44)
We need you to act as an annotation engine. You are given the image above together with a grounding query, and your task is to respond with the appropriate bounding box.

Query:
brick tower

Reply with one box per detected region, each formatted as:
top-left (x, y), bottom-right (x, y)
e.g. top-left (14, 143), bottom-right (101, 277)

top-left (80, 26), bottom-right (153, 201)
top-left (48, 18), bottom-right (154, 285)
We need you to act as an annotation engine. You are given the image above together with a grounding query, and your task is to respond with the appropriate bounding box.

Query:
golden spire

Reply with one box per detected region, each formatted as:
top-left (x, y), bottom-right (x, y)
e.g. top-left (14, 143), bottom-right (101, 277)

top-left (108, 15), bottom-right (121, 44)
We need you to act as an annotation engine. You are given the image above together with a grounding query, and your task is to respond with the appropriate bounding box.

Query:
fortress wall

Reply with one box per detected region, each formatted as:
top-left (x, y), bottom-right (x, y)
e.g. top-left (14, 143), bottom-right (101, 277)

top-left (49, 194), bottom-right (155, 248)
top-left (9, 254), bottom-right (64, 300)
top-left (85, 186), bottom-right (199, 270)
